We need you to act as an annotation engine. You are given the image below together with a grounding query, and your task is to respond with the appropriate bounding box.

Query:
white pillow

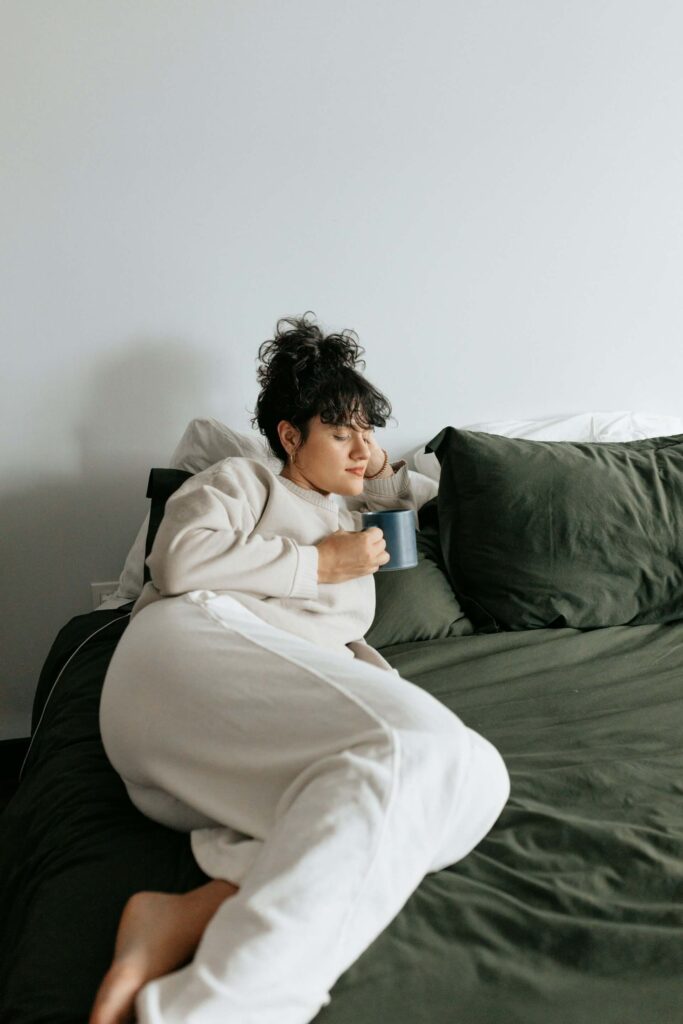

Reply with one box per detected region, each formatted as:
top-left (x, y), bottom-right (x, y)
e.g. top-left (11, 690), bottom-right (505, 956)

top-left (170, 417), bottom-right (282, 474)
top-left (409, 410), bottom-right (683, 482)
top-left (103, 417), bottom-right (437, 607)
top-left (592, 411), bottom-right (683, 442)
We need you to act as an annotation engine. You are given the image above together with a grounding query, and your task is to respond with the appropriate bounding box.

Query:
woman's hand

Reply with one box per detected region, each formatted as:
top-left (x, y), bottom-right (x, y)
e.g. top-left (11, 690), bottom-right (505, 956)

top-left (316, 527), bottom-right (390, 583)
top-left (364, 435), bottom-right (389, 478)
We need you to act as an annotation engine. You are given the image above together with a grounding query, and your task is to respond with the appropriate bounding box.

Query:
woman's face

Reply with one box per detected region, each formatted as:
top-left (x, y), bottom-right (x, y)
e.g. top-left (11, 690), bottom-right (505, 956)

top-left (277, 414), bottom-right (375, 496)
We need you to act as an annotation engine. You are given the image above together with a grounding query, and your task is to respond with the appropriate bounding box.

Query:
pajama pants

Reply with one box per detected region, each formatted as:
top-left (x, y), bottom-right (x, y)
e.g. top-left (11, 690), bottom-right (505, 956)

top-left (99, 589), bottom-right (510, 1024)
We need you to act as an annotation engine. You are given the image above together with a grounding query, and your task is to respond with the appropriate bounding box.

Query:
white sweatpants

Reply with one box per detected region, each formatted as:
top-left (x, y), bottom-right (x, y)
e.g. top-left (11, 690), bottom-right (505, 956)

top-left (99, 590), bottom-right (509, 1024)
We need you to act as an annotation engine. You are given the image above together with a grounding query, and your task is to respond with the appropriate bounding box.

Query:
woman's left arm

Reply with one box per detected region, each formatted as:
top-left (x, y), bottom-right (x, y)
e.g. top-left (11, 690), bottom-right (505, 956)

top-left (361, 458), bottom-right (415, 513)
top-left (343, 437), bottom-right (437, 515)
top-left (357, 436), bottom-right (424, 514)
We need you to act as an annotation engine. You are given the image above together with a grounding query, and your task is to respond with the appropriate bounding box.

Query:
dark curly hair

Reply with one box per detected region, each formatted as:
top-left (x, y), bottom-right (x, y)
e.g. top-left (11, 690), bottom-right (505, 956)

top-left (250, 311), bottom-right (395, 461)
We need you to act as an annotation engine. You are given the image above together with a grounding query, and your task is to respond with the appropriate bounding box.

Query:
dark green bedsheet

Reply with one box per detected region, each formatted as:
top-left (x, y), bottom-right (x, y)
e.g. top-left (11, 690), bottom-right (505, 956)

top-left (1, 607), bottom-right (682, 1023)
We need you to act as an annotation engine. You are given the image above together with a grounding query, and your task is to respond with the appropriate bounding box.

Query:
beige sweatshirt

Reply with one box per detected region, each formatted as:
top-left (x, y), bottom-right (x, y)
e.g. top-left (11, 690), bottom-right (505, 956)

top-left (131, 456), bottom-right (430, 660)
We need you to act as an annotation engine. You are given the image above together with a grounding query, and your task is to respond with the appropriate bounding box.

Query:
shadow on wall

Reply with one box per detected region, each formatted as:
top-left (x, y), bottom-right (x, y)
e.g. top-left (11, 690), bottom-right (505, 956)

top-left (75, 335), bottom-right (234, 470)
top-left (1, 336), bottom-right (238, 740)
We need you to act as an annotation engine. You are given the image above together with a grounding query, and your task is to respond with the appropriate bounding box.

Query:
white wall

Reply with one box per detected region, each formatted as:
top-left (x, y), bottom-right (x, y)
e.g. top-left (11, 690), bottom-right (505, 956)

top-left (3, 0), bottom-right (683, 738)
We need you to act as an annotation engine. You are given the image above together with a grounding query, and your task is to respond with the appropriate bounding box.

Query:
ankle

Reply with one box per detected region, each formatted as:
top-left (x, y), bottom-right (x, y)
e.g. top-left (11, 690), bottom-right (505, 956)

top-left (183, 879), bottom-right (239, 917)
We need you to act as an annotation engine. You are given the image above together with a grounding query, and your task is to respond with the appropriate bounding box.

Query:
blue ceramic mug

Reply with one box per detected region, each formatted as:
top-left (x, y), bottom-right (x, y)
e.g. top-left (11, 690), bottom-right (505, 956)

top-left (360, 509), bottom-right (418, 572)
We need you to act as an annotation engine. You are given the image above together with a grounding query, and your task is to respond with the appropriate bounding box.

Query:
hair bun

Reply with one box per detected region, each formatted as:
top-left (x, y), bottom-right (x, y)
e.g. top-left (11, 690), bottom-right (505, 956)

top-left (255, 311), bottom-right (366, 388)
top-left (316, 334), bottom-right (360, 370)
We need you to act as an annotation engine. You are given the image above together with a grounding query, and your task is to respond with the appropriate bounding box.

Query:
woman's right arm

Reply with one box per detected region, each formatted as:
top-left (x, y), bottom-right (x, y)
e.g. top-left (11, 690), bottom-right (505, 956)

top-left (146, 466), bottom-right (319, 600)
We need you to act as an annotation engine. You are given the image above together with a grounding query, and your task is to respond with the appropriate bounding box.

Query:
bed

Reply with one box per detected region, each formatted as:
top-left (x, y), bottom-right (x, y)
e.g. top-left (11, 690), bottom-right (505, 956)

top-left (2, 413), bottom-right (682, 1023)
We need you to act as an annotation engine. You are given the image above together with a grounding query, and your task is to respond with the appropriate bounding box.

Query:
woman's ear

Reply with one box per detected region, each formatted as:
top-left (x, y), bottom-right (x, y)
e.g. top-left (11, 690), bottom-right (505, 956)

top-left (277, 419), bottom-right (300, 457)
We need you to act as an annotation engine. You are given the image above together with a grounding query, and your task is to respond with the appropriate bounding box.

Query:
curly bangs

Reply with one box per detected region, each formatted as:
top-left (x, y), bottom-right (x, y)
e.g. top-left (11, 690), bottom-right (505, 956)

top-left (314, 371), bottom-right (391, 432)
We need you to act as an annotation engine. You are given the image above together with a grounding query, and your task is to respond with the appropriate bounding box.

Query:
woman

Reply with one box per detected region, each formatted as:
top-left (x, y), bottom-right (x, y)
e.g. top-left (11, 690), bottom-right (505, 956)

top-left (90, 313), bottom-right (510, 1024)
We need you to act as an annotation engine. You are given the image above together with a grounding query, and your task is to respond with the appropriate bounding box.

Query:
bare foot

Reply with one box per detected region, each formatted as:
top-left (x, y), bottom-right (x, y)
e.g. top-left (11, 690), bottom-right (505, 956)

top-left (89, 880), bottom-right (238, 1024)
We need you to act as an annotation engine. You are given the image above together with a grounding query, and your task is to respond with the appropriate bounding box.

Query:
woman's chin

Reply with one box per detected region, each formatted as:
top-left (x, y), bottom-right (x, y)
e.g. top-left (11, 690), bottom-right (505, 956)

top-left (338, 474), bottom-right (365, 493)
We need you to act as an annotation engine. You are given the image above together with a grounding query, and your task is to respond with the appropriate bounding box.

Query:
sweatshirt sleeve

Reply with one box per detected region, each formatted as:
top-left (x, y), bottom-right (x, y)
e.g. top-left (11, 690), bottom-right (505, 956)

top-left (146, 465), bottom-right (319, 600)
top-left (360, 461), bottom-right (438, 514)
top-left (360, 461), bottom-right (416, 513)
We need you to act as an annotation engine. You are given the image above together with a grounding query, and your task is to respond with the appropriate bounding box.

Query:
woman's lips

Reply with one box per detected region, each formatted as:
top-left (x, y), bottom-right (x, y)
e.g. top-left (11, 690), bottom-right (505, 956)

top-left (346, 468), bottom-right (364, 476)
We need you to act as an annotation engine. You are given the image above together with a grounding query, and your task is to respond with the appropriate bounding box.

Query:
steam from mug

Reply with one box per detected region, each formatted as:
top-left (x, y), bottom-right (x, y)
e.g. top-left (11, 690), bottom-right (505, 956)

top-left (360, 509), bottom-right (418, 572)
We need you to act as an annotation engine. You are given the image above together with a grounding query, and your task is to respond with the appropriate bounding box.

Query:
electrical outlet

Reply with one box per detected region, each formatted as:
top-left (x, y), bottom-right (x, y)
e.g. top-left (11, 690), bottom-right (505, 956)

top-left (91, 581), bottom-right (119, 610)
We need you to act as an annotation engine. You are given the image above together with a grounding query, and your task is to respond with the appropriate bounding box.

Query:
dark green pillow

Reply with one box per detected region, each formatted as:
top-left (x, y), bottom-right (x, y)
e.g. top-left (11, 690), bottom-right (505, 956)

top-left (364, 505), bottom-right (473, 648)
top-left (425, 427), bottom-right (683, 632)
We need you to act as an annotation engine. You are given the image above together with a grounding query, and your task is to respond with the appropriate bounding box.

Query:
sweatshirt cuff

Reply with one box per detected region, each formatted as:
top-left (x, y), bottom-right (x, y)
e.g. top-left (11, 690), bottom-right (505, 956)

top-left (362, 461), bottom-right (410, 496)
top-left (290, 543), bottom-right (319, 599)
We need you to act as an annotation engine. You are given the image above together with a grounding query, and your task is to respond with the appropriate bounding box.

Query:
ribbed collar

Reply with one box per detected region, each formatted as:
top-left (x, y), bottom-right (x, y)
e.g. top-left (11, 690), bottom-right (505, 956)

top-left (276, 473), bottom-right (340, 513)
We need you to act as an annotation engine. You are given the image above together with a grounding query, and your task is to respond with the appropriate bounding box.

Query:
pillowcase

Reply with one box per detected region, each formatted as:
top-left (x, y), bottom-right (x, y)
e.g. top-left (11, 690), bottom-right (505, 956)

top-left (425, 426), bottom-right (683, 632)
top-left (169, 417), bottom-right (282, 474)
top-left (411, 410), bottom-right (683, 483)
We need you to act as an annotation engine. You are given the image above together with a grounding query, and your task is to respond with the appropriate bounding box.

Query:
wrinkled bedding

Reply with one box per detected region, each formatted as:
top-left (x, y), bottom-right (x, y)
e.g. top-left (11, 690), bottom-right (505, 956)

top-left (1, 606), bottom-right (682, 1023)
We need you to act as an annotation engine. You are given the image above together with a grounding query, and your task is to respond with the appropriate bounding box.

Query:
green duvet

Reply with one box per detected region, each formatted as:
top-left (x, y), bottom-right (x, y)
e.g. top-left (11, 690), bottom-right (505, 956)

top-left (1, 607), bottom-right (682, 1023)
